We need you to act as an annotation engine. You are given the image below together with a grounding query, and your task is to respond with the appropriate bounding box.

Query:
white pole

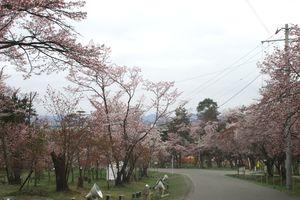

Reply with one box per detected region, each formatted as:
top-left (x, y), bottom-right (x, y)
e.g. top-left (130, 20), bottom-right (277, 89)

top-left (171, 155), bottom-right (174, 174)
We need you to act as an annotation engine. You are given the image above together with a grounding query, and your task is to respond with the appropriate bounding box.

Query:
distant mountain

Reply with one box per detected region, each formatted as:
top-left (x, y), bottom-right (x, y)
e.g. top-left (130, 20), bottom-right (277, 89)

top-left (189, 113), bottom-right (198, 122)
top-left (142, 114), bottom-right (156, 124)
top-left (142, 113), bottom-right (199, 124)
top-left (40, 113), bottom-right (199, 126)
top-left (38, 115), bottom-right (60, 126)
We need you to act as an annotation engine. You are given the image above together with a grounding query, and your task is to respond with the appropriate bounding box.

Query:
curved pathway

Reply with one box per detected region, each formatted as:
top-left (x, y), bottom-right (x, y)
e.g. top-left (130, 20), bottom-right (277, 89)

top-left (158, 168), bottom-right (299, 200)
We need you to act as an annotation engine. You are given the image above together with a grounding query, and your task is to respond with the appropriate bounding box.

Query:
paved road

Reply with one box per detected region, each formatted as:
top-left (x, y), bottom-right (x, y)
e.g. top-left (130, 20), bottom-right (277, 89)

top-left (158, 168), bottom-right (299, 200)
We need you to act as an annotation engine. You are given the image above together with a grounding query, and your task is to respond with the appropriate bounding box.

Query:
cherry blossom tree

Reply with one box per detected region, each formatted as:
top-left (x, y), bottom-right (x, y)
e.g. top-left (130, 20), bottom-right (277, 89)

top-left (0, 80), bottom-right (42, 186)
top-left (200, 120), bottom-right (219, 167)
top-left (138, 128), bottom-right (163, 177)
top-left (0, 0), bottom-right (105, 75)
top-left (219, 108), bottom-right (247, 166)
top-left (256, 24), bottom-right (300, 189)
top-left (197, 107), bottom-right (245, 168)
top-left (165, 106), bottom-right (196, 168)
top-left (68, 63), bottom-right (179, 185)
top-left (0, 123), bottom-right (29, 184)
top-left (43, 86), bottom-right (88, 191)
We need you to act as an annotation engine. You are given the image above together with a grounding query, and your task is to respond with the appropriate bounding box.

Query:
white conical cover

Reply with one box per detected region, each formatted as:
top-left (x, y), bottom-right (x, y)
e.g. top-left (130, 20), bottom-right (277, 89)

top-left (154, 180), bottom-right (166, 190)
top-left (86, 183), bottom-right (103, 199)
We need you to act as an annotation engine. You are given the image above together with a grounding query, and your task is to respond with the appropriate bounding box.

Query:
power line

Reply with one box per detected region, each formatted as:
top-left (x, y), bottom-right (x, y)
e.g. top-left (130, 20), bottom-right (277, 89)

top-left (218, 74), bottom-right (261, 108)
top-left (172, 34), bottom-right (275, 111)
top-left (184, 35), bottom-right (276, 102)
top-left (185, 50), bottom-right (262, 100)
top-left (195, 43), bottom-right (273, 95)
top-left (175, 44), bottom-right (261, 87)
top-left (175, 70), bottom-right (226, 83)
top-left (208, 38), bottom-right (273, 101)
top-left (210, 69), bottom-right (259, 99)
top-left (245, 0), bottom-right (270, 34)
top-left (175, 34), bottom-right (275, 87)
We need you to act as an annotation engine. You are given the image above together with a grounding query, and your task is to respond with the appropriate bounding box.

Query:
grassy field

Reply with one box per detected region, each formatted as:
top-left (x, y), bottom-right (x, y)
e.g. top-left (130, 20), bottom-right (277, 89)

top-left (0, 170), bottom-right (190, 200)
top-left (227, 173), bottom-right (300, 196)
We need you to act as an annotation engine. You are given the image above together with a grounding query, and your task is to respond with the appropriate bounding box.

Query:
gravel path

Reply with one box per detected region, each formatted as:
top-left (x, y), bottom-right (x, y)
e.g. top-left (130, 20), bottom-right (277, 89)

top-left (158, 168), bottom-right (299, 200)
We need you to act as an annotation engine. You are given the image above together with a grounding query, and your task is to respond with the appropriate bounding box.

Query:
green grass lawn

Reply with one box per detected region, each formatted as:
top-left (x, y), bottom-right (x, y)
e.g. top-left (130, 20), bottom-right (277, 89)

top-left (227, 173), bottom-right (300, 197)
top-left (0, 170), bottom-right (190, 200)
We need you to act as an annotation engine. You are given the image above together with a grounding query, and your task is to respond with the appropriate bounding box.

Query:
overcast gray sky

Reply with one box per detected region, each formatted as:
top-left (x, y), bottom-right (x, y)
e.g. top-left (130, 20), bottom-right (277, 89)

top-left (5, 0), bottom-right (300, 114)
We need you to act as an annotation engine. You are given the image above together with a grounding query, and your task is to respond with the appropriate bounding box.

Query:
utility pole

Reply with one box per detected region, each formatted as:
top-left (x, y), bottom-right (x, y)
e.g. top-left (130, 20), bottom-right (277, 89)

top-left (284, 23), bottom-right (293, 190)
top-left (262, 24), bottom-right (292, 190)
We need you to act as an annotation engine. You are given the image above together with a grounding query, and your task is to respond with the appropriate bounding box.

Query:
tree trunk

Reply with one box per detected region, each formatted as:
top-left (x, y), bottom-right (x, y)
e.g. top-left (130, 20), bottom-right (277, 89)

top-left (115, 155), bottom-right (130, 186)
top-left (77, 167), bottom-right (83, 188)
top-left (50, 151), bottom-right (69, 191)
top-left (237, 156), bottom-right (244, 167)
top-left (32, 160), bottom-right (38, 187)
top-left (216, 155), bottom-right (222, 168)
top-left (124, 166), bottom-right (134, 183)
top-left (285, 126), bottom-right (292, 190)
top-left (141, 165), bottom-right (148, 178)
top-left (71, 167), bottom-right (74, 183)
top-left (207, 154), bottom-right (212, 168)
top-left (34, 168), bottom-right (37, 186)
top-left (11, 156), bottom-right (22, 185)
top-left (178, 153), bottom-right (182, 168)
top-left (1, 134), bottom-right (14, 184)
top-left (115, 165), bottom-right (125, 186)
top-left (48, 168), bottom-right (51, 182)
top-left (248, 155), bottom-right (256, 170)
top-left (194, 153), bottom-right (198, 167)
top-left (229, 159), bottom-right (234, 169)
top-left (95, 161), bottom-right (99, 180)
top-left (123, 154), bottom-right (138, 183)
top-left (265, 158), bottom-right (274, 177)
top-left (200, 153), bottom-right (204, 168)
top-left (285, 152), bottom-right (292, 189)
top-left (281, 165), bottom-right (286, 184)
top-left (292, 159), bottom-right (299, 176)
top-left (115, 170), bottom-right (123, 186)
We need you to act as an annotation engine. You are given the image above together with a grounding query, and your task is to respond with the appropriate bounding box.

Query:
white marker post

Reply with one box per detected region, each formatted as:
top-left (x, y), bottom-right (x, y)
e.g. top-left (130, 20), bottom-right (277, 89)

top-left (171, 155), bottom-right (174, 174)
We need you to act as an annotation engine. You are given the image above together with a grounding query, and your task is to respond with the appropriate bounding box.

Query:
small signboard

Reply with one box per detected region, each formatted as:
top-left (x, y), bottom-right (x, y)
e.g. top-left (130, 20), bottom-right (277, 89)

top-left (106, 162), bottom-right (123, 181)
top-left (106, 164), bottom-right (116, 181)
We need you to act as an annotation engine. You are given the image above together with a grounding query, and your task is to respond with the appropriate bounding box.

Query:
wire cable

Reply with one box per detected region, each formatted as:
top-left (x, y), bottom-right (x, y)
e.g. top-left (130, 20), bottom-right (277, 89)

top-left (185, 52), bottom-right (262, 100)
top-left (210, 69), bottom-right (259, 99)
top-left (218, 74), bottom-right (262, 108)
top-left (245, 0), bottom-right (270, 34)
top-left (175, 44), bottom-right (261, 86)
top-left (184, 36), bottom-right (275, 102)
top-left (175, 70), bottom-right (227, 83)
top-left (175, 34), bottom-right (275, 87)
